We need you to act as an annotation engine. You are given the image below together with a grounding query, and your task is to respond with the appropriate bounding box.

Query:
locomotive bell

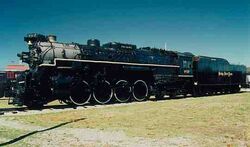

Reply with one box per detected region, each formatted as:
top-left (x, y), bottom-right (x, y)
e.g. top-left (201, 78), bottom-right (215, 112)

top-left (27, 40), bottom-right (32, 45)
top-left (48, 35), bottom-right (57, 42)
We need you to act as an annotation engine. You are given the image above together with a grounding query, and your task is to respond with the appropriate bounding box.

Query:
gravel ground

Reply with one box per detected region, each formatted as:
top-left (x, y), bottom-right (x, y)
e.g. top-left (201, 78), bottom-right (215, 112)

top-left (27, 128), bottom-right (198, 147)
top-left (0, 118), bottom-right (198, 147)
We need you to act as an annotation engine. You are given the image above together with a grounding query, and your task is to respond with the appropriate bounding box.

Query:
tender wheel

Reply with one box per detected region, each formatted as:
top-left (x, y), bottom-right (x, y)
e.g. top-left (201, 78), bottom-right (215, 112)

top-left (114, 80), bottom-right (131, 103)
top-left (69, 80), bottom-right (92, 106)
top-left (155, 93), bottom-right (164, 100)
top-left (169, 91), bottom-right (176, 99)
top-left (93, 80), bottom-right (113, 104)
top-left (193, 86), bottom-right (200, 97)
top-left (132, 80), bottom-right (149, 101)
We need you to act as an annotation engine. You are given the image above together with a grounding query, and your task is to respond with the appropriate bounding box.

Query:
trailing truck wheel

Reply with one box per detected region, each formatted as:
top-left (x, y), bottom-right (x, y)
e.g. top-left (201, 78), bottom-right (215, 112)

top-left (132, 80), bottom-right (149, 101)
top-left (114, 80), bottom-right (131, 103)
top-left (169, 91), bottom-right (176, 99)
top-left (155, 93), bottom-right (164, 100)
top-left (193, 86), bottom-right (200, 97)
top-left (69, 80), bottom-right (92, 106)
top-left (93, 80), bottom-right (113, 104)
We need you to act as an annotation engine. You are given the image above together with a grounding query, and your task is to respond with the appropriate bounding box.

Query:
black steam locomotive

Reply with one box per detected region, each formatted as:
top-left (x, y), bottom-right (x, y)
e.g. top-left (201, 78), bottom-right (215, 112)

top-left (14, 33), bottom-right (246, 108)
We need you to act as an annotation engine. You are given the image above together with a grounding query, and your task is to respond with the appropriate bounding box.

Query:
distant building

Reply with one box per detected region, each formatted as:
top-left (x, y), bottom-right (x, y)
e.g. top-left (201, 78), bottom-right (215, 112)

top-left (0, 64), bottom-right (29, 97)
top-left (5, 64), bottom-right (29, 71)
top-left (5, 64), bottom-right (29, 79)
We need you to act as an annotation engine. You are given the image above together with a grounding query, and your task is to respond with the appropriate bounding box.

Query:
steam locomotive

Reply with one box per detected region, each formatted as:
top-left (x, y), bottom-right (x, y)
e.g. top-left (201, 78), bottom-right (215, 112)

top-left (13, 33), bottom-right (246, 108)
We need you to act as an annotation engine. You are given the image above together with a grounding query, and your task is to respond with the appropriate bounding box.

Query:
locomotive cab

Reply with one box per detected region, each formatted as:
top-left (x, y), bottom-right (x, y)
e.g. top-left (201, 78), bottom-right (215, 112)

top-left (177, 52), bottom-right (194, 76)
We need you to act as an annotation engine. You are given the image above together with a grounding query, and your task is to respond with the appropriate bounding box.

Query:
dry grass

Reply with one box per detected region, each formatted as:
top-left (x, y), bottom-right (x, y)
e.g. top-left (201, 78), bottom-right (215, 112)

top-left (5, 92), bottom-right (250, 146)
top-left (0, 98), bottom-right (18, 109)
top-left (0, 125), bottom-right (30, 146)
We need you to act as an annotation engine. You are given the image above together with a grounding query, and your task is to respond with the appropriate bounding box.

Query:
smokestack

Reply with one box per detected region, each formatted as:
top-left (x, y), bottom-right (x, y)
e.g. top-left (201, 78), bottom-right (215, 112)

top-left (48, 35), bottom-right (57, 42)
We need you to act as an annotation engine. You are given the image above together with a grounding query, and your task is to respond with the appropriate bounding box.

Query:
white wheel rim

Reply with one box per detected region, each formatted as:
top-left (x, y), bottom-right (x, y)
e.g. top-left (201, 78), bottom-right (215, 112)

top-left (93, 80), bottom-right (113, 104)
top-left (114, 80), bottom-right (131, 103)
top-left (132, 80), bottom-right (148, 101)
top-left (69, 80), bottom-right (91, 106)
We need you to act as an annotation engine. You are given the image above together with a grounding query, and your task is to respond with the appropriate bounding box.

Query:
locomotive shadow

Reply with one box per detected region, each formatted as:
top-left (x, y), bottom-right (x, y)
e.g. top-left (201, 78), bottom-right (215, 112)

top-left (0, 107), bottom-right (26, 114)
top-left (42, 100), bottom-right (136, 110)
top-left (149, 94), bottom-right (193, 102)
top-left (150, 91), bottom-right (247, 101)
top-left (1, 91), bottom-right (247, 112)
top-left (41, 104), bottom-right (80, 110)
top-left (0, 117), bottom-right (86, 146)
top-left (41, 102), bottom-right (114, 110)
top-left (195, 91), bottom-right (245, 98)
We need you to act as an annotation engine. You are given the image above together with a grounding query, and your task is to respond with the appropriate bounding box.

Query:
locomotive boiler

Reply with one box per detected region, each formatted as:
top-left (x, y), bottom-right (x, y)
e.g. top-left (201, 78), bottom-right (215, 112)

top-left (14, 33), bottom-right (246, 108)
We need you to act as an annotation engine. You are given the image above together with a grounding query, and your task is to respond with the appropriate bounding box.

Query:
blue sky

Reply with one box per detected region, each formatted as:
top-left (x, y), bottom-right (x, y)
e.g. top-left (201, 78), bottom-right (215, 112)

top-left (0, 0), bottom-right (249, 70)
